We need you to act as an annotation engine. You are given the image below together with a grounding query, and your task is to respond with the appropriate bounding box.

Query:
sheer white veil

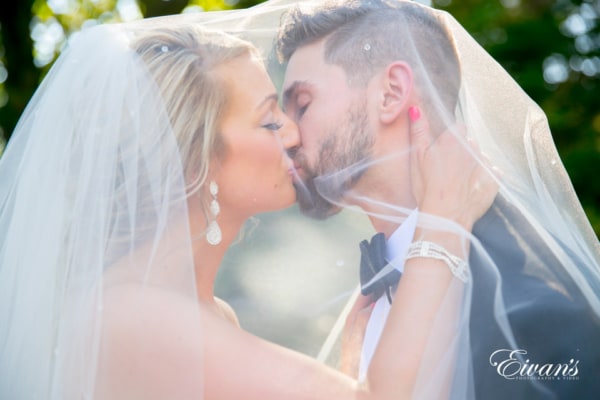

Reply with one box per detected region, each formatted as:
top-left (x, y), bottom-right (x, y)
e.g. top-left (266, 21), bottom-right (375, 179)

top-left (1, 1), bottom-right (599, 399)
top-left (0, 22), bottom-right (202, 398)
top-left (275, 1), bottom-right (600, 399)
top-left (0, 3), bottom-right (363, 398)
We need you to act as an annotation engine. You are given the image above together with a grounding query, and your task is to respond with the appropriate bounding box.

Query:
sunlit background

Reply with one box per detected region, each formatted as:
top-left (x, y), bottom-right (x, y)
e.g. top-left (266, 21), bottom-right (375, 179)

top-left (219, 206), bottom-right (373, 360)
top-left (0, 0), bottom-right (598, 357)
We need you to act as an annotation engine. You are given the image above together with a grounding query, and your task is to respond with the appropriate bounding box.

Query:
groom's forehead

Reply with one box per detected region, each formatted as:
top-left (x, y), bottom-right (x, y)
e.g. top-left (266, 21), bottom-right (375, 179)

top-left (286, 38), bottom-right (329, 73)
top-left (282, 41), bottom-right (340, 91)
top-left (282, 48), bottom-right (316, 95)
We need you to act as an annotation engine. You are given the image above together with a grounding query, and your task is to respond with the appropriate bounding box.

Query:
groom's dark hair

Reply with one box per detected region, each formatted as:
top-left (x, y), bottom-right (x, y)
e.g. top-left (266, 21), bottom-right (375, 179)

top-left (276, 0), bottom-right (461, 119)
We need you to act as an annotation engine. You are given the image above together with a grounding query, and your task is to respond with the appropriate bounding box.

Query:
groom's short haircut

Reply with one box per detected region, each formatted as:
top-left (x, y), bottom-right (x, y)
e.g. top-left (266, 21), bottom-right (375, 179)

top-left (276, 0), bottom-right (461, 118)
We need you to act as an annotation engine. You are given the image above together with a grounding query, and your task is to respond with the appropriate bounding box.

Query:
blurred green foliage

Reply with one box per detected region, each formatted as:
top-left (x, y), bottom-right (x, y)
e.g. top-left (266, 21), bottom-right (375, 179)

top-left (0, 0), bottom-right (598, 236)
top-left (436, 0), bottom-right (600, 237)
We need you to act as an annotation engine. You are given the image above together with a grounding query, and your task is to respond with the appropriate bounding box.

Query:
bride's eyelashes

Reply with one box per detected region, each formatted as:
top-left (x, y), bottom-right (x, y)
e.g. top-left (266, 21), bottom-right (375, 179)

top-left (262, 122), bottom-right (283, 131)
top-left (260, 109), bottom-right (283, 132)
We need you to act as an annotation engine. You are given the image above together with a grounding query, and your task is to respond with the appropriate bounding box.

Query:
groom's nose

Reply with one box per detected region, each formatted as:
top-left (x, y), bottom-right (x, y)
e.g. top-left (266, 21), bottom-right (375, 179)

top-left (280, 117), bottom-right (301, 152)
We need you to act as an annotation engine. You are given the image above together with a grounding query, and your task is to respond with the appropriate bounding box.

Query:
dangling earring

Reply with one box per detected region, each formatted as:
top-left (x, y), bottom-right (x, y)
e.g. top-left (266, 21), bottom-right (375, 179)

top-left (205, 181), bottom-right (222, 245)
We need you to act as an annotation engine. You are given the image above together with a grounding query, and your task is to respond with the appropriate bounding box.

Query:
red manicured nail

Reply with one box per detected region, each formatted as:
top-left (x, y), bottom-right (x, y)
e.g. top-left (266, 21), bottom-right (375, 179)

top-left (408, 106), bottom-right (421, 122)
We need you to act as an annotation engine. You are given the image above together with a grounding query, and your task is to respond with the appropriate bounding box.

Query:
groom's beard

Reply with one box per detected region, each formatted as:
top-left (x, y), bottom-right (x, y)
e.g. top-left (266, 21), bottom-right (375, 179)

top-left (294, 103), bottom-right (374, 220)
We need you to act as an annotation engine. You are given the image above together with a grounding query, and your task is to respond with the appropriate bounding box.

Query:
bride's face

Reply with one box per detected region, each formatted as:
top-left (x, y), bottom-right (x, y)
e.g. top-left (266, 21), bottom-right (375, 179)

top-left (215, 54), bottom-right (299, 217)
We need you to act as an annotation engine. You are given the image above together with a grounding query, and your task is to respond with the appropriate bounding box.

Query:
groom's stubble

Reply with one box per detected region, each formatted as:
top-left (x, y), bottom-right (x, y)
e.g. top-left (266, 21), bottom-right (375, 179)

top-left (293, 99), bottom-right (375, 220)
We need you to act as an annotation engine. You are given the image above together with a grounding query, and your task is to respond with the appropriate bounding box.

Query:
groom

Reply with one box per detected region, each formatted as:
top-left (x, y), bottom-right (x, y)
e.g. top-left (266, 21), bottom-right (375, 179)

top-left (276, 0), bottom-right (600, 399)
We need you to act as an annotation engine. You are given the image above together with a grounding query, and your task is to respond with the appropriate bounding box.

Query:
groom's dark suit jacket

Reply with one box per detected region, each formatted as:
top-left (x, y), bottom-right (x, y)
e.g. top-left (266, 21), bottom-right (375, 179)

top-left (468, 195), bottom-right (600, 399)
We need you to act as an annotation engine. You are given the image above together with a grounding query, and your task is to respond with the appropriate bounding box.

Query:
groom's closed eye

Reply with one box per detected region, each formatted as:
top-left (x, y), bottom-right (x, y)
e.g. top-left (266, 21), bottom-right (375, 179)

top-left (294, 95), bottom-right (310, 121)
top-left (283, 81), bottom-right (312, 121)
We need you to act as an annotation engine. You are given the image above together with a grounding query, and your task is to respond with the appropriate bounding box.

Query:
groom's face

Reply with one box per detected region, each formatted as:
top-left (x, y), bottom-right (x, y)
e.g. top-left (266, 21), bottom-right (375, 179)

top-left (282, 39), bottom-right (375, 219)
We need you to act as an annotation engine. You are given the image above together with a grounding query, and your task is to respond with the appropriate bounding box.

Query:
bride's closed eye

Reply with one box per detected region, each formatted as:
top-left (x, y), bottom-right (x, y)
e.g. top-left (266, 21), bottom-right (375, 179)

top-left (260, 108), bottom-right (283, 132)
top-left (262, 122), bottom-right (283, 131)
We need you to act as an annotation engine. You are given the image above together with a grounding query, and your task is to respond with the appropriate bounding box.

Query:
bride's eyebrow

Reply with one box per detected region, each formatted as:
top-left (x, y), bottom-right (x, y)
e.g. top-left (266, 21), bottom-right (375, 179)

top-left (256, 93), bottom-right (279, 110)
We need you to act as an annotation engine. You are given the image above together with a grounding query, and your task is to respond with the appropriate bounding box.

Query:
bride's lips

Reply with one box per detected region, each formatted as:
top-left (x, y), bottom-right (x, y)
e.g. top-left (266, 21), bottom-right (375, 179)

top-left (288, 167), bottom-right (303, 184)
top-left (291, 162), bottom-right (304, 178)
top-left (284, 157), bottom-right (299, 178)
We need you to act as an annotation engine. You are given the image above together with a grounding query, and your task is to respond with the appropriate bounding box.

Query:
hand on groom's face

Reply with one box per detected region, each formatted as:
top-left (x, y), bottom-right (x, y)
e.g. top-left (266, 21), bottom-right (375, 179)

top-left (407, 106), bottom-right (498, 230)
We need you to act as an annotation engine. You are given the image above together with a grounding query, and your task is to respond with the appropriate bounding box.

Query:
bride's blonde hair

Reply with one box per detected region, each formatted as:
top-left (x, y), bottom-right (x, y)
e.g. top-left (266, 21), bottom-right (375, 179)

top-left (132, 25), bottom-right (259, 213)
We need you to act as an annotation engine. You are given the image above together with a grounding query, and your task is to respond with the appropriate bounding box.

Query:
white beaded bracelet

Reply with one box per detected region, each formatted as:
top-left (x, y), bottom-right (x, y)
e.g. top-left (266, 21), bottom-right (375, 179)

top-left (406, 241), bottom-right (470, 283)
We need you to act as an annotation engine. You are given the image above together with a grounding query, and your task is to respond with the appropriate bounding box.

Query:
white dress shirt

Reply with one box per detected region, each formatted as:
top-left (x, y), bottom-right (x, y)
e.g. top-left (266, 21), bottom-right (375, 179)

top-left (358, 209), bottom-right (419, 381)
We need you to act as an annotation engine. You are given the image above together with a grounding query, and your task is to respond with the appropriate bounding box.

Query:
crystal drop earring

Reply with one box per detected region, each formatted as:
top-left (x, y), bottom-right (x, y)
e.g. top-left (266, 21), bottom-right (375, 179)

top-left (205, 181), bottom-right (222, 245)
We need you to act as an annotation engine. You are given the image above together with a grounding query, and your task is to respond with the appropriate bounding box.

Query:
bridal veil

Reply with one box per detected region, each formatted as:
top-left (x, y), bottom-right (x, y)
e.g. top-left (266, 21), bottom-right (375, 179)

top-left (275, 1), bottom-right (600, 398)
top-left (0, 1), bottom-right (599, 399)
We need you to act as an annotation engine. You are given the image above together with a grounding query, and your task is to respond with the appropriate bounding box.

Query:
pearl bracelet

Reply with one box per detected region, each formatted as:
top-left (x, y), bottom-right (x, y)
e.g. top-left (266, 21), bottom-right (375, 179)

top-left (406, 241), bottom-right (470, 283)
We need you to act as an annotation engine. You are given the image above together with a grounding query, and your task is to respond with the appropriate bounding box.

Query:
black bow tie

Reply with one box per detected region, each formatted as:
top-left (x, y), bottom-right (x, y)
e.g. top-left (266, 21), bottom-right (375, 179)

top-left (359, 232), bottom-right (401, 304)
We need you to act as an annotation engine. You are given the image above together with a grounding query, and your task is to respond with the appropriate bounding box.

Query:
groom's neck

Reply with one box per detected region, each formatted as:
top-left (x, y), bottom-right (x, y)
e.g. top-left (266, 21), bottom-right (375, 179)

top-left (349, 163), bottom-right (414, 238)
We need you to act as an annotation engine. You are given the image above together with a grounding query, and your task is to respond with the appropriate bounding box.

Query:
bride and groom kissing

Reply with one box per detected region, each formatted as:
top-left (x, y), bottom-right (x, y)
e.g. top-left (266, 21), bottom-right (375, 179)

top-left (1, 1), bottom-right (598, 399)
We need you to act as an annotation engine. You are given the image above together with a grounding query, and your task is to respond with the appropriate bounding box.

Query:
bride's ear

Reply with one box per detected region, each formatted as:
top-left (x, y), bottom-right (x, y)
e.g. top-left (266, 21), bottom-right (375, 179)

top-left (378, 61), bottom-right (413, 125)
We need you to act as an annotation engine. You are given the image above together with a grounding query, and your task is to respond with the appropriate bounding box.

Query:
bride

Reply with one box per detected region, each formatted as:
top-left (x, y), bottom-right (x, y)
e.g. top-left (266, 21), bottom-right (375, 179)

top-left (0, 11), bottom-right (495, 400)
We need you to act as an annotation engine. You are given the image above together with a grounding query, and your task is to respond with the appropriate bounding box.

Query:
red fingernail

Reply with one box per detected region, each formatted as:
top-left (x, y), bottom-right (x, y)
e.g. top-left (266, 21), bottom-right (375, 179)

top-left (408, 106), bottom-right (421, 122)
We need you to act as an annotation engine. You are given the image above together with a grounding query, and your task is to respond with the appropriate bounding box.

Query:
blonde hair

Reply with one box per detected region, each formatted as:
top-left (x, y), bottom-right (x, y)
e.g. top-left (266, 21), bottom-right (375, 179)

top-left (131, 25), bottom-right (258, 211)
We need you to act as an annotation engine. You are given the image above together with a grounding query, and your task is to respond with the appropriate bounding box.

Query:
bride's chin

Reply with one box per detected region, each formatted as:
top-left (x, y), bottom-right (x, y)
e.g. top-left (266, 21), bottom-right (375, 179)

top-left (246, 190), bottom-right (296, 217)
top-left (272, 188), bottom-right (297, 212)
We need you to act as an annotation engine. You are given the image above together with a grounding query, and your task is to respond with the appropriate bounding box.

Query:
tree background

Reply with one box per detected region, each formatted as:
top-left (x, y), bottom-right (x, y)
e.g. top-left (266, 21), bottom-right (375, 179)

top-left (1, 0), bottom-right (598, 236)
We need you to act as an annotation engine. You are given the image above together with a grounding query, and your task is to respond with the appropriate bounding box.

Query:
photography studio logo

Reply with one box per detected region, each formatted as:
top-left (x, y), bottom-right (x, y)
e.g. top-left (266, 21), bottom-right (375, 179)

top-left (489, 349), bottom-right (580, 381)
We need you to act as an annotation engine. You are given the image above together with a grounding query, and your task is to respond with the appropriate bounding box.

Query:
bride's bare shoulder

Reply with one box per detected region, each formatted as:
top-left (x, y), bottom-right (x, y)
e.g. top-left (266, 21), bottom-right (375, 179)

top-left (102, 284), bottom-right (236, 327)
top-left (103, 283), bottom-right (202, 319)
top-left (97, 284), bottom-right (235, 399)
top-left (97, 285), bottom-right (204, 398)
top-left (97, 284), bottom-right (353, 400)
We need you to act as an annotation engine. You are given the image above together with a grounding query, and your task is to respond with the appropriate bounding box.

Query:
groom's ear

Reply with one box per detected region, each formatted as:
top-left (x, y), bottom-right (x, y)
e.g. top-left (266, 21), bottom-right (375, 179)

top-left (378, 62), bottom-right (413, 125)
